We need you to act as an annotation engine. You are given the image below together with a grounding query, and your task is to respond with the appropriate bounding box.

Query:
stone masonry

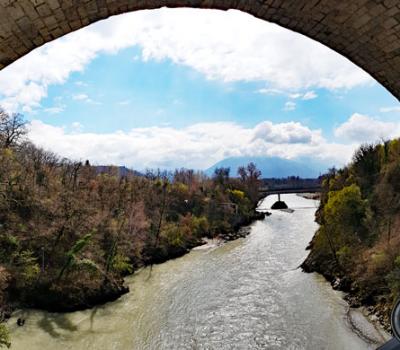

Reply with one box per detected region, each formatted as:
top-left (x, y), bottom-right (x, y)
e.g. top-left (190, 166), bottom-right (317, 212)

top-left (0, 1), bottom-right (400, 100)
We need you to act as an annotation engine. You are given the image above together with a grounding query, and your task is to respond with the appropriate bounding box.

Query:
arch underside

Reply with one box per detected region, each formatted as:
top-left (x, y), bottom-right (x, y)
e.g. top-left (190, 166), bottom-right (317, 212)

top-left (0, 0), bottom-right (400, 100)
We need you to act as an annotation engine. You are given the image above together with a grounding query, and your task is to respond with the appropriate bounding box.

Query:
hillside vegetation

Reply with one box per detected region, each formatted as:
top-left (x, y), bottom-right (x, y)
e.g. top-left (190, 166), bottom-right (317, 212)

top-left (0, 110), bottom-right (263, 346)
top-left (302, 139), bottom-right (400, 327)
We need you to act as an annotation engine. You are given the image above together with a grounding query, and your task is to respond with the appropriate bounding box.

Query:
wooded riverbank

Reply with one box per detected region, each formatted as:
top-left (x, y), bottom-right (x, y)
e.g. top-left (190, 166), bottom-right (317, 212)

top-left (0, 109), bottom-right (266, 346)
top-left (301, 140), bottom-right (400, 331)
top-left (7, 194), bottom-right (383, 350)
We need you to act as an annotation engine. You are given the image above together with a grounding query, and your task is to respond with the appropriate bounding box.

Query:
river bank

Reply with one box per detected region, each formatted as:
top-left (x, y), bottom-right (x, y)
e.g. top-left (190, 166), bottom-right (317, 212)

top-left (1, 209), bottom-right (266, 320)
top-left (301, 248), bottom-right (392, 332)
top-left (299, 193), bottom-right (392, 334)
top-left (7, 194), bottom-right (387, 350)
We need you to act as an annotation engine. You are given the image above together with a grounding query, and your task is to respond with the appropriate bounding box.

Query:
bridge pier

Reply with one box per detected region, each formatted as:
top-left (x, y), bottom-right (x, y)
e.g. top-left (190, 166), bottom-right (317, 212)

top-left (271, 192), bottom-right (288, 210)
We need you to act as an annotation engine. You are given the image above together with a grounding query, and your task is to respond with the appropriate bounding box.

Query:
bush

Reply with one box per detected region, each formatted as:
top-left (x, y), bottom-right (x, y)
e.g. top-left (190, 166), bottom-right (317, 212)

top-left (112, 254), bottom-right (133, 275)
top-left (0, 324), bottom-right (10, 349)
top-left (337, 246), bottom-right (353, 270)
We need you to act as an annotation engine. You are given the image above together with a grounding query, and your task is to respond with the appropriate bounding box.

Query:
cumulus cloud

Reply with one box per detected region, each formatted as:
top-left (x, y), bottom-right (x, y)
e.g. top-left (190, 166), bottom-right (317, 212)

top-left (27, 119), bottom-right (354, 170)
top-left (0, 8), bottom-right (371, 112)
top-left (334, 113), bottom-right (400, 142)
top-left (253, 121), bottom-right (318, 144)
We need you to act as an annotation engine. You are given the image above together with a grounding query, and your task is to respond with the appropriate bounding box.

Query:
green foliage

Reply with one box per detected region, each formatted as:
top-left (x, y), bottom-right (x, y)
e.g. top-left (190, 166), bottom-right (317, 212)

top-left (14, 250), bottom-right (40, 286)
top-left (191, 216), bottom-right (209, 237)
top-left (0, 324), bottom-right (10, 349)
top-left (351, 143), bottom-right (382, 195)
top-left (309, 139), bottom-right (400, 313)
top-left (58, 233), bottom-right (92, 280)
top-left (162, 223), bottom-right (184, 247)
top-left (228, 189), bottom-right (245, 202)
top-left (112, 254), bottom-right (133, 275)
top-left (75, 258), bottom-right (99, 274)
top-left (324, 184), bottom-right (366, 242)
top-left (336, 246), bottom-right (352, 270)
top-left (68, 233), bottom-right (92, 257)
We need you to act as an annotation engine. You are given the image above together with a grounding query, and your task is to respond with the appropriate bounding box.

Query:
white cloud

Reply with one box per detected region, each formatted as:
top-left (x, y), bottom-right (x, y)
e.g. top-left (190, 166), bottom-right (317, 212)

top-left (334, 113), bottom-right (400, 142)
top-left (75, 81), bottom-right (88, 87)
top-left (283, 101), bottom-right (296, 111)
top-left (73, 93), bottom-right (89, 101)
top-left (302, 91), bottom-right (318, 100)
top-left (0, 8), bottom-right (372, 112)
top-left (72, 93), bottom-right (100, 105)
top-left (253, 121), bottom-right (317, 144)
top-left (44, 105), bottom-right (65, 114)
top-left (258, 89), bottom-right (318, 100)
top-left (27, 119), bottom-right (354, 170)
top-left (257, 88), bottom-right (283, 96)
top-left (71, 122), bottom-right (83, 133)
top-left (380, 106), bottom-right (400, 113)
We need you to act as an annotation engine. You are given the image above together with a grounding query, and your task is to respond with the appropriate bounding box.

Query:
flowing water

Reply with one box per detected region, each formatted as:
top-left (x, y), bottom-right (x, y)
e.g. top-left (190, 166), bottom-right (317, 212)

top-left (8, 194), bottom-right (387, 349)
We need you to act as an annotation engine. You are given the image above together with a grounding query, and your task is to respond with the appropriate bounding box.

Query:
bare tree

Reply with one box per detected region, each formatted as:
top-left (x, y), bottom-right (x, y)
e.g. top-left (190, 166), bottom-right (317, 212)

top-left (0, 109), bottom-right (27, 148)
top-left (237, 162), bottom-right (262, 204)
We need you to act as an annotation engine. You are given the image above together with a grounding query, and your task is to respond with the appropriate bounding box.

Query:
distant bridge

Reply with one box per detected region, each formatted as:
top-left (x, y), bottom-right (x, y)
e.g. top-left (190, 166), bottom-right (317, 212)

top-left (259, 187), bottom-right (321, 197)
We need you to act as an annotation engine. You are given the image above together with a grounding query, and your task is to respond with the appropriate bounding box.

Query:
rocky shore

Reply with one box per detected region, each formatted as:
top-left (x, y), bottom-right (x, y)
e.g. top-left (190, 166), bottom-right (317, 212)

top-left (301, 240), bottom-right (392, 332)
top-left (300, 192), bottom-right (392, 335)
top-left (222, 211), bottom-right (268, 241)
top-left (299, 192), bottom-right (321, 200)
top-left (25, 280), bottom-right (130, 313)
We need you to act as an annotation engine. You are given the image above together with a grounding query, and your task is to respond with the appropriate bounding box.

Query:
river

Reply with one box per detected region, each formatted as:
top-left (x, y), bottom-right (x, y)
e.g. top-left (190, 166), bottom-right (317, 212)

top-left (8, 194), bottom-right (388, 349)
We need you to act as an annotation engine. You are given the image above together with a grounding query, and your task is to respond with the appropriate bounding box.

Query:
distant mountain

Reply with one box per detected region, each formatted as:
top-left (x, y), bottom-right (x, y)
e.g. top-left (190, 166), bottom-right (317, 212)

top-left (205, 156), bottom-right (331, 178)
top-left (94, 165), bottom-right (142, 177)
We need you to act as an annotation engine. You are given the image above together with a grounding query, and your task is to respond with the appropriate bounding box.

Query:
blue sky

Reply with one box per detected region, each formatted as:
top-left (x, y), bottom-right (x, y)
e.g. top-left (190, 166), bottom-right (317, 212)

top-left (39, 49), bottom-right (397, 137)
top-left (0, 8), bottom-right (399, 170)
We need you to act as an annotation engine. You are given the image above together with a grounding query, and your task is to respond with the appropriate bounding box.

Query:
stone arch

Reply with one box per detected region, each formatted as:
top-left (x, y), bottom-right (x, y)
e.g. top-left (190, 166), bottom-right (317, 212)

top-left (0, 1), bottom-right (400, 99)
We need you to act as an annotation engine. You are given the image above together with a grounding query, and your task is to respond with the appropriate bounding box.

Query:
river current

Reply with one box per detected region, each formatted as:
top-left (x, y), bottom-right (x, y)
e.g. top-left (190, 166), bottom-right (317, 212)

top-left (9, 194), bottom-right (387, 349)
